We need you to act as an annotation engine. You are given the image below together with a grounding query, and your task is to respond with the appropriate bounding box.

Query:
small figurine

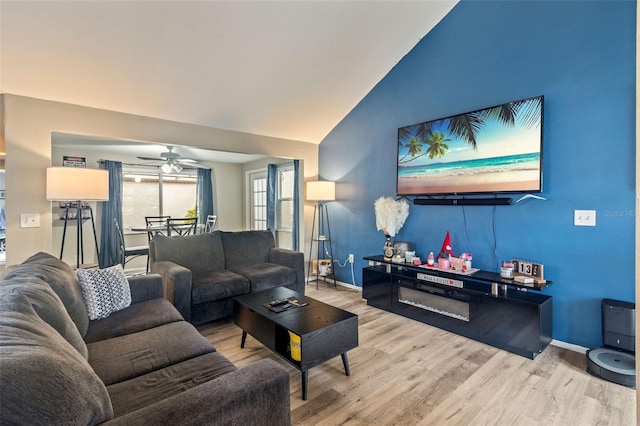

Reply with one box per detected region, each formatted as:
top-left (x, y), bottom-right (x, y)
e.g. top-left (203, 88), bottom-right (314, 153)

top-left (437, 253), bottom-right (451, 270)
top-left (427, 252), bottom-right (435, 266)
top-left (460, 252), bottom-right (473, 271)
top-left (501, 261), bottom-right (514, 278)
top-left (438, 231), bottom-right (455, 258)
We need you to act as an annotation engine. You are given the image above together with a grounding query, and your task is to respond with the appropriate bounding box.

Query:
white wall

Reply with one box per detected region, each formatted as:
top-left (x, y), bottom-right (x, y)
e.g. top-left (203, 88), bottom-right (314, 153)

top-left (210, 161), bottom-right (245, 231)
top-left (3, 94), bottom-right (318, 265)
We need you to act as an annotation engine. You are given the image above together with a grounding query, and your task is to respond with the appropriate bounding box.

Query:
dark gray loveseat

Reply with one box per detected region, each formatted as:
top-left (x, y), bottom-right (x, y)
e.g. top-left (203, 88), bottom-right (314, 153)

top-left (0, 252), bottom-right (291, 425)
top-left (149, 230), bottom-right (305, 325)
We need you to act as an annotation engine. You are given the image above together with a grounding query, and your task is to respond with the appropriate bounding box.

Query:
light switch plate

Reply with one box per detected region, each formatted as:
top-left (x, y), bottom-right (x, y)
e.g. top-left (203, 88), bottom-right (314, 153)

top-left (20, 213), bottom-right (40, 228)
top-left (574, 210), bottom-right (596, 226)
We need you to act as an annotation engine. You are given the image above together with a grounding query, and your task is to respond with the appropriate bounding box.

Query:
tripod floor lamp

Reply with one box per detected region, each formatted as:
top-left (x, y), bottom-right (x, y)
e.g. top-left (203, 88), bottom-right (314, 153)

top-left (46, 167), bottom-right (109, 269)
top-left (306, 180), bottom-right (336, 288)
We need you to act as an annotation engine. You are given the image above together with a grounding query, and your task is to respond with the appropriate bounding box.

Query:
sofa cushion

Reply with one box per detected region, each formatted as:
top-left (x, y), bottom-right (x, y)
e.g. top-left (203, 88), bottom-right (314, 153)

top-left (87, 321), bottom-right (215, 386)
top-left (77, 264), bottom-right (132, 320)
top-left (191, 271), bottom-right (250, 304)
top-left (5, 251), bottom-right (89, 336)
top-left (0, 287), bottom-right (113, 425)
top-left (0, 276), bottom-right (88, 358)
top-left (221, 230), bottom-right (274, 270)
top-left (107, 351), bottom-right (237, 417)
top-left (232, 263), bottom-right (297, 292)
top-left (191, 298), bottom-right (235, 325)
top-left (84, 298), bottom-right (184, 344)
top-left (104, 359), bottom-right (291, 425)
top-left (153, 232), bottom-right (225, 275)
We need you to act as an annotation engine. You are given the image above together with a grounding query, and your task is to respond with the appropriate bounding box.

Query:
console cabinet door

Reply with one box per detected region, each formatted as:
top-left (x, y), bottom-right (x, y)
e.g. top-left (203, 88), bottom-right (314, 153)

top-left (363, 267), bottom-right (392, 310)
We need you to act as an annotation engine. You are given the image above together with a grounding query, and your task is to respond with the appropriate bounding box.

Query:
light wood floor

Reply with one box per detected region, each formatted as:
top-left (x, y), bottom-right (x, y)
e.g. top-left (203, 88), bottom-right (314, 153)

top-left (198, 285), bottom-right (636, 425)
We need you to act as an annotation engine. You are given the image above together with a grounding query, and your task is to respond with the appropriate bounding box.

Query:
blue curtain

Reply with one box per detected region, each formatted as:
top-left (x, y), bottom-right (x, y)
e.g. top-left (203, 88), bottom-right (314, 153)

top-left (197, 168), bottom-right (214, 227)
top-left (292, 160), bottom-right (300, 251)
top-left (266, 164), bottom-right (276, 236)
top-left (99, 161), bottom-right (122, 268)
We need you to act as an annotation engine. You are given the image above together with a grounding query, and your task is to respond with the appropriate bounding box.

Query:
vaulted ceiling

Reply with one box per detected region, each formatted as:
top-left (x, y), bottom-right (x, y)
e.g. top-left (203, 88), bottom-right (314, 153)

top-left (1, 1), bottom-right (457, 145)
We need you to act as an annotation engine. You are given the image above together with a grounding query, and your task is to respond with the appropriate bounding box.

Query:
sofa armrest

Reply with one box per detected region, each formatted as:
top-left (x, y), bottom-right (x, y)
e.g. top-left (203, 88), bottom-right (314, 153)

top-left (127, 274), bottom-right (164, 303)
top-left (269, 248), bottom-right (305, 295)
top-left (103, 359), bottom-right (291, 426)
top-left (150, 260), bottom-right (192, 321)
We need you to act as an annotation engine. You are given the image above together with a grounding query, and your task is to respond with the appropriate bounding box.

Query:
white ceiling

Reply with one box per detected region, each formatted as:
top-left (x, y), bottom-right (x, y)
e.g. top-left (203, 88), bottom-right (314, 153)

top-left (1, 0), bottom-right (457, 147)
top-left (3, 1), bottom-right (458, 165)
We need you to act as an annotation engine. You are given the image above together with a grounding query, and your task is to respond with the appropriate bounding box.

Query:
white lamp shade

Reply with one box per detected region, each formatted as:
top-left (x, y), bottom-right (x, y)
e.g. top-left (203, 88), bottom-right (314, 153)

top-left (306, 181), bottom-right (335, 201)
top-left (46, 167), bottom-right (110, 201)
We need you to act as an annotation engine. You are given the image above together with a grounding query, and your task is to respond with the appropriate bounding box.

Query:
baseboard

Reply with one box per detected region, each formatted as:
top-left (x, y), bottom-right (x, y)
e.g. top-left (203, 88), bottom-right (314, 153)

top-left (306, 277), bottom-right (362, 292)
top-left (550, 339), bottom-right (589, 354)
top-left (335, 280), bottom-right (362, 292)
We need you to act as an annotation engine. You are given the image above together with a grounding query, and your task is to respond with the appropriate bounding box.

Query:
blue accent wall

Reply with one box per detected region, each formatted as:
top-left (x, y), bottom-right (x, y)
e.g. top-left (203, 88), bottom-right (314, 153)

top-left (319, 0), bottom-right (636, 348)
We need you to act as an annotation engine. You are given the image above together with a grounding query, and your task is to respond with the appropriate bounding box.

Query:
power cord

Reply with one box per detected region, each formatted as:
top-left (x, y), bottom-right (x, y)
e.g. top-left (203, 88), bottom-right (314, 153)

top-left (491, 205), bottom-right (499, 270)
top-left (320, 244), bottom-right (360, 290)
top-left (332, 255), bottom-right (359, 290)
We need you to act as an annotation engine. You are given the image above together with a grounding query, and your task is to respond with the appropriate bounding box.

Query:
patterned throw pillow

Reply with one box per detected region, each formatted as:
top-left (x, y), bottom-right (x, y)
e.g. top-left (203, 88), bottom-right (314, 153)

top-left (76, 264), bottom-right (132, 320)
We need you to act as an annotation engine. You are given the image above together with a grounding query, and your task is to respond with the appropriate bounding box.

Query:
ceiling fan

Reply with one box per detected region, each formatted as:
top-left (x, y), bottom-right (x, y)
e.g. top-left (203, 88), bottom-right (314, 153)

top-left (137, 146), bottom-right (199, 173)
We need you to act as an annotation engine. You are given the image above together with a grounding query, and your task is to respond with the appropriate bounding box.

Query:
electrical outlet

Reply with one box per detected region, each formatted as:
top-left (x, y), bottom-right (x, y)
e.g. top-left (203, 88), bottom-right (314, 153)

top-left (20, 213), bottom-right (40, 228)
top-left (348, 254), bottom-right (354, 264)
top-left (574, 210), bottom-right (596, 226)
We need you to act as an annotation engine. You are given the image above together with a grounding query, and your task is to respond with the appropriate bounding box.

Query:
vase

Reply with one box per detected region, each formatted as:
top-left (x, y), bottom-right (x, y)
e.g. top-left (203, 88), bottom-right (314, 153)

top-left (383, 234), bottom-right (394, 260)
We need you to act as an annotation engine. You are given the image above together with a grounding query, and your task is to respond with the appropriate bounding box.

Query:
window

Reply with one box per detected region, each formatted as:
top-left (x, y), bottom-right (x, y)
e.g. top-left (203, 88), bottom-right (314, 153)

top-left (122, 169), bottom-right (197, 229)
top-left (276, 165), bottom-right (294, 249)
top-left (248, 170), bottom-right (267, 230)
top-left (246, 165), bottom-right (295, 249)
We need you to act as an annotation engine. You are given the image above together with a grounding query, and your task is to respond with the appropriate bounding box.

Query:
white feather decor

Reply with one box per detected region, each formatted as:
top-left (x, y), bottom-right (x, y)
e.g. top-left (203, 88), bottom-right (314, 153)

top-left (374, 197), bottom-right (409, 237)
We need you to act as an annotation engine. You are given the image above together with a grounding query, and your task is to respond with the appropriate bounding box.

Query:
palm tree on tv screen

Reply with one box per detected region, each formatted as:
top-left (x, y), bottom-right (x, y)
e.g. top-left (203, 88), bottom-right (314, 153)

top-left (425, 131), bottom-right (452, 159)
top-left (398, 97), bottom-right (542, 165)
top-left (398, 124), bottom-right (426, 165)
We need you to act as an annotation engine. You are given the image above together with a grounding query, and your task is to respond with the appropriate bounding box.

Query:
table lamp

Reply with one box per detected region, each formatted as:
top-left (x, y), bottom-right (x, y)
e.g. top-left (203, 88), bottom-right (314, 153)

top-left (46, 167), bottom-right (109, 268)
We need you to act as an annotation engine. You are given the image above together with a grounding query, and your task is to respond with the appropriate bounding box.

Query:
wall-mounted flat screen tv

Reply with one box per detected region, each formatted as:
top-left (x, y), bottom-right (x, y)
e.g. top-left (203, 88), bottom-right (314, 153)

top-left (396, 95), bottom-right (544, 196)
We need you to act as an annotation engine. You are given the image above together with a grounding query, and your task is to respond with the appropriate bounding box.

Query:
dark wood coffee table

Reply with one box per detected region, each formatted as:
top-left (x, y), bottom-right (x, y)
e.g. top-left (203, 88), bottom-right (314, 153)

top-left (233, 287), bottom-right (358, 400)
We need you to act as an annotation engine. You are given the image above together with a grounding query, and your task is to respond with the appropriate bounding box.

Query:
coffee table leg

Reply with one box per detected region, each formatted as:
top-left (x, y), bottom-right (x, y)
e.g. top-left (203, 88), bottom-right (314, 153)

top-left (302, 370), bottom-right (308, 400)
top-left (240, 331), bottom-right (247, 348)
top-left (341, 353), bottom-right (350, 376)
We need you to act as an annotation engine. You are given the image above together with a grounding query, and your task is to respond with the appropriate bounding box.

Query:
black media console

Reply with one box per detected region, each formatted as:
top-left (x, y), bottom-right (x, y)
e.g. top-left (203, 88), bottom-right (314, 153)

top-left (362, 255), bottom-right (552, 359)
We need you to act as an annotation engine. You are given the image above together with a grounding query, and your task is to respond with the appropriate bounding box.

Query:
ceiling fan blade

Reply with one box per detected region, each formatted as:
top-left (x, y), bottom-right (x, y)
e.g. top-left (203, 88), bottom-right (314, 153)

top-left (138, 149), bottom-right (209, 170)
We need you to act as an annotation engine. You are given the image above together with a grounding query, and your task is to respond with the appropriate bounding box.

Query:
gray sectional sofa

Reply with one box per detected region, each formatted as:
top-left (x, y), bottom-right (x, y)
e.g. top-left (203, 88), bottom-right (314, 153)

top-left (0, 252), bottom-right (291, 425)
top-left (150, 230), bottom-right (305, 325)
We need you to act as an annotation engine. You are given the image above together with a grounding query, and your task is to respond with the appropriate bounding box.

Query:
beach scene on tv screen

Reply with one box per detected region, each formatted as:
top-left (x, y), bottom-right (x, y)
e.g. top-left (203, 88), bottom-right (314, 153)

top-left (397, 97), bottom-right (542, 195)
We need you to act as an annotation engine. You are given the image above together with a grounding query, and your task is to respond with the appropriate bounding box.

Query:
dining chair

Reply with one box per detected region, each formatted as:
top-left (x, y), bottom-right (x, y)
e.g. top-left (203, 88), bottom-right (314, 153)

top-left (204, 215), bottom-right (217, 233)
top-left (115, 218), bottom-right (149, 273)
top-left (144, 216), bottom-right (170, 241)
top-left (167, 217), bottom-right (197, 236)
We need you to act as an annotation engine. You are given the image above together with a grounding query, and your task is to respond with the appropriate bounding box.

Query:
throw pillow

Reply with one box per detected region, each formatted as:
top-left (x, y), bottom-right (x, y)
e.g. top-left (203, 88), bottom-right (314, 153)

top-left (76, 265), bottom-right (131, 320)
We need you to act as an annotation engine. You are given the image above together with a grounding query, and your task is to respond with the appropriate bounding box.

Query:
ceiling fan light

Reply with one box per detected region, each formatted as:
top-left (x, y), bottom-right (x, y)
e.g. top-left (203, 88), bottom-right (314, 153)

top-left (161, 163), bottom-right (172, 173)
top-left (173, 163), bottom-right (183, 173)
